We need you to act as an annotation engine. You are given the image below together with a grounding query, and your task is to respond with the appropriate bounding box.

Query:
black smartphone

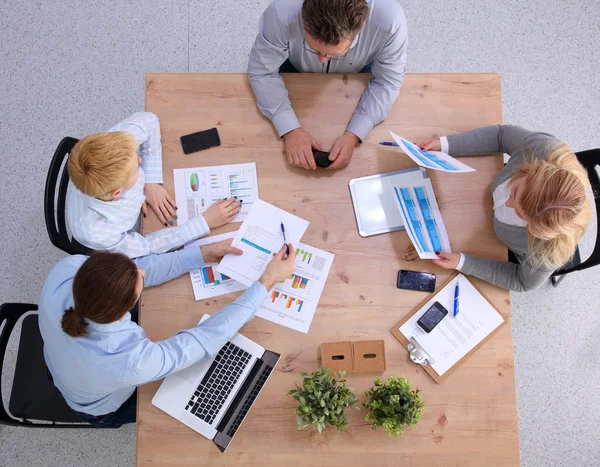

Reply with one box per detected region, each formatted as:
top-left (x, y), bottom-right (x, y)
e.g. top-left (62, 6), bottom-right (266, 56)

top-left (180, 128), bottom-right (221, 154)
top-left (313, 149), bottom-right (333, 168)
top-left (397, 270), bottom-right (436, 293)
top-left (417, 301), bottom-right (449, 333)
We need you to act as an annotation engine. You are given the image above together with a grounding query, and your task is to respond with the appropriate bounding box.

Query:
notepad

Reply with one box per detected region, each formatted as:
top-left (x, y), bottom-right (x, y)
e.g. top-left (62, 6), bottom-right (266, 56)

top-left (398, 274), bottom-right (504, 376)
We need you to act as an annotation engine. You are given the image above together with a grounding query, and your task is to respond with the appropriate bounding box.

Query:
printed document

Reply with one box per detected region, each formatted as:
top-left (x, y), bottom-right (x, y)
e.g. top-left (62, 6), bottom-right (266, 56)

top-left (174, 162), bottom-right (258, 224)
top-left (393, 178), bottom-right (451, 259)
top-left (399, 274), bottom-right (504, 376)
top-left (257, 243), bottom-right (334, 334)
top-left (389, 131), bottom-right (475, 173)
top-left (217, 200), bottom-right (309, 287)
top-left (184, 231), bottom-right (247, 300)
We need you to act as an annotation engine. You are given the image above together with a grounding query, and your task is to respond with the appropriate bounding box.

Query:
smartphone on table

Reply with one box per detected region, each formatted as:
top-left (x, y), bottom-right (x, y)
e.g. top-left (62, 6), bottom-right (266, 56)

top-left (417, 301), bottom-right (449, 333)
top-left (312, 149), bottom-right (333, 168)
top-left (180, 128), bottom-right (221, 154)
top-left (397, 270), bottom-right (436, 293)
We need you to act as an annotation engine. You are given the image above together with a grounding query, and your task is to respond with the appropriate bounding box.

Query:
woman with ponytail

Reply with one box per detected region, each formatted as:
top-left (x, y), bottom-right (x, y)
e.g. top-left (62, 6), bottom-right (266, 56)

top-left (38, 242), bottom-right (295, 427)
top-left (417, 125), bottom-right (592, 291)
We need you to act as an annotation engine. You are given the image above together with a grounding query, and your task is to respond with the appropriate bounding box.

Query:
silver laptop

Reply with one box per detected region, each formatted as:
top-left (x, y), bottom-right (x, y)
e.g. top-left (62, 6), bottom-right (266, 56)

top-left (152, 315), bottom-right (280, 453)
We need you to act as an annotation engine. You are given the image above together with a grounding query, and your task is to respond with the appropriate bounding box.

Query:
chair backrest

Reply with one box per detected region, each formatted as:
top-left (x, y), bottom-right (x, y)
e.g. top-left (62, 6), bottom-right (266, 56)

top-left (44, 137), bottom-right (92, 256)
top-left (554, 148), bottom-right (600, 276)
top-left (0, 303), bottom-right (38, 426)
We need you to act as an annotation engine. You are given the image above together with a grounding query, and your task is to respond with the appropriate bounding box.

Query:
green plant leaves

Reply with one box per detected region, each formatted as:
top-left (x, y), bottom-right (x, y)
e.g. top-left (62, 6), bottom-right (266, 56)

top-left (289, 369), bottom-right (424, 437)
top-left (362, 375), bottom-right (425, 438)
top-left (287, 366), bottom-right (359, 434)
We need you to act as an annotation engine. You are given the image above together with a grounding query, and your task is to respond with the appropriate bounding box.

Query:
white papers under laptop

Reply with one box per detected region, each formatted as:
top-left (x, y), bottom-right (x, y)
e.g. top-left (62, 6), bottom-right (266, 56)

top-left (152, 315), bottom-right (280, 453)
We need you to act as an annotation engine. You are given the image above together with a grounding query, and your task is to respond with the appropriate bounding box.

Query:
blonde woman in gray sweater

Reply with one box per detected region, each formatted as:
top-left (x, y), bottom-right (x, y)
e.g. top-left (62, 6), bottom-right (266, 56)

top-left (417, 125), bottom-right (592, 292)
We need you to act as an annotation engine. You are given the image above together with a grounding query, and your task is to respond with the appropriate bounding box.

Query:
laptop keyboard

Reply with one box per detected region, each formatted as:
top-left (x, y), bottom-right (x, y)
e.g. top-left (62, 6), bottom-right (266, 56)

top-left (226, 364), bottom-right (273, 437)
top-left (185, 342), bottom-right (252, 425)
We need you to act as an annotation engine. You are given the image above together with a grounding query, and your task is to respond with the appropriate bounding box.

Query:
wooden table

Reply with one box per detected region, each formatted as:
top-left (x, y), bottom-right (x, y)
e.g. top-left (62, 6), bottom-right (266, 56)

top-left (138, 73), bottom-right (519, 466)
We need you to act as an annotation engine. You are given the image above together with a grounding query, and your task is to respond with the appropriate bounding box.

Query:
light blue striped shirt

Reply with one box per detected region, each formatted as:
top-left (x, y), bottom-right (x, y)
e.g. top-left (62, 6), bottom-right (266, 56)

top-left (66, 112), bottom-right (210, 258)
top-left (39, 247), bottom-right (268, 416)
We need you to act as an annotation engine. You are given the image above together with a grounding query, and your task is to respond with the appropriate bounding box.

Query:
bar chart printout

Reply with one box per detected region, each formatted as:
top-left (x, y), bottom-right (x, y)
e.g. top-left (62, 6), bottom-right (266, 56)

top-left (257, 243), bottom-right (334, 333)
top-left (185, 232), bottom-right (247, 300)
top-left (392, 178), bottom-right (451, 259)
top-left (174, 162), bottom-right (259, 225)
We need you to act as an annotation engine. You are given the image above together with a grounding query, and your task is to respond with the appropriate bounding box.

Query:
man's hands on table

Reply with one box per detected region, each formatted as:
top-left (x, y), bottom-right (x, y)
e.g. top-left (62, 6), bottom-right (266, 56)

top-left (283, 128), bottom-right (359, 171)
top-left (327, 131), bottom-right (359, 170)
top-left (283, 128), bottom-right (321, 170)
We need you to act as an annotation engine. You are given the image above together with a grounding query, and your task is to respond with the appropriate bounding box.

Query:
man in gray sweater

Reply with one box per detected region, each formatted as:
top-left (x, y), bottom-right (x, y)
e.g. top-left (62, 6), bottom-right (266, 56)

top-left (247, 0), bottom-right (408, 171)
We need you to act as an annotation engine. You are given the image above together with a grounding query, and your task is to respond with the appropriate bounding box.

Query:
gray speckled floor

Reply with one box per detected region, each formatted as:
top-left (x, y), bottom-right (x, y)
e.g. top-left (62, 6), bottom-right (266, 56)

top-left (0, 1), bottom-right (598, 466)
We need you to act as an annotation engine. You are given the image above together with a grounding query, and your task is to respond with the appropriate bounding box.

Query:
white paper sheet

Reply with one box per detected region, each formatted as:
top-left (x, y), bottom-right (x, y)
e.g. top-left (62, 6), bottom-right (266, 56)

top-left (393, 178), bottom-right (451, 259)
top-left (257, 243), bottom-right (334, 334)
top-left (184, 231), bottom-right (247, 300)
top-left (173, 162), bottom-right (258, 224)
top-left (389, 131), bottom-right (476, 173)
top-left (217, 200), bottom-right (310, 287)
top-left (399, 274), bottom-right (504, 376)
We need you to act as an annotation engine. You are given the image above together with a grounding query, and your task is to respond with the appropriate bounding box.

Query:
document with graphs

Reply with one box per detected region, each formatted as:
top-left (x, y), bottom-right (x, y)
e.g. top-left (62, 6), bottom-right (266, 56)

top-left (217, 199), bottom-right (309, 287)
top-left (257, 243), bottom-right (334, 333)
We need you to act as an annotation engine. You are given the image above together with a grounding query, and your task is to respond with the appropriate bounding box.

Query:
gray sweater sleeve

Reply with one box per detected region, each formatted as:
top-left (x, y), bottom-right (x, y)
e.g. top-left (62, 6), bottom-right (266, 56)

top-left (346, 12), bottom-right (408, 141)
top-left (247, 3), bottom-right (301, 137)
top-left (446, 125), bottom-right (559, 156)
top-left (460, 254), bottom-right (554, 292)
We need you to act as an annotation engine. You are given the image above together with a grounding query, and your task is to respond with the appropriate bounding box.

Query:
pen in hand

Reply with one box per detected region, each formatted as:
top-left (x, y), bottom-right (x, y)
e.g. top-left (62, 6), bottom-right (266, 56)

top-left (280, 221), bottom-right (290, 256)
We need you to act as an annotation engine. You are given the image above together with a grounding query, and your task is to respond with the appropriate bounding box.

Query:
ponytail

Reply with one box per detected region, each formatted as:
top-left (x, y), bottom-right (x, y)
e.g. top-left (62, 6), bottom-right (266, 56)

top-left (61, 307), bottom-right (88, 338)
top-left (64, 251), bottom-right (140, 339)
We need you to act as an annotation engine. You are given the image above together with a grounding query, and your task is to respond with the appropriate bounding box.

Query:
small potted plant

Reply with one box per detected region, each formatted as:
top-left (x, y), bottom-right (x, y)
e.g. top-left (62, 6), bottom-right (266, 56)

top-left (288, 366), bottom-right (359, 433)
top-left (363, 375), bottom-right (425, 438)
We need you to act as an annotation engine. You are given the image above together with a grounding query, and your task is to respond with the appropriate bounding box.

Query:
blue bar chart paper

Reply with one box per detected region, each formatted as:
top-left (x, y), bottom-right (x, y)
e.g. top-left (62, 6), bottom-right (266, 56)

top-left (393, 179), bottom-right (452, 259)
top-left (388, 131), bottom-right (476, 173)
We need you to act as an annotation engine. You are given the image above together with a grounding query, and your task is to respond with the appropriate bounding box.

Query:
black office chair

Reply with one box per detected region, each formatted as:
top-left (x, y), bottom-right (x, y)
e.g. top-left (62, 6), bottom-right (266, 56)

top-left (44, 137), bottom-right (93, 256)
top-left (508, 149), bottom-right (600, 287)
top-left (550, 148), bottom-right (600, 286)
top-left (0, 303), bottom-right (91, 427)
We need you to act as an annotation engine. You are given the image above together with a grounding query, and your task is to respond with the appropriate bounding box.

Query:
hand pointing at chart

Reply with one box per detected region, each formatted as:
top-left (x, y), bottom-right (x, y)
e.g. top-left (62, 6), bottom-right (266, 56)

top-left (259, 244), bottom-right (296, 290)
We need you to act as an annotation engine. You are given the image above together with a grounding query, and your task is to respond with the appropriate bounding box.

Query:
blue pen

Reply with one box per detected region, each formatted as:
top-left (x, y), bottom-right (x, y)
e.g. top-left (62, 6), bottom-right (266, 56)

top-left (453, 280), bottom-right (460, 317)
top-left (379, 141), bottom-right (399, 146)
top-left (280, 222), bottom-right (290, 255)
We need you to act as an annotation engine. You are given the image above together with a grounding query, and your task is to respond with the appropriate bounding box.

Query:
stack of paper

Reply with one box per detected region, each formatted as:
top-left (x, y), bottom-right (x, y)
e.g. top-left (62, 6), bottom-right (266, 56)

top-left (185, 200), bottom-right (335, 334)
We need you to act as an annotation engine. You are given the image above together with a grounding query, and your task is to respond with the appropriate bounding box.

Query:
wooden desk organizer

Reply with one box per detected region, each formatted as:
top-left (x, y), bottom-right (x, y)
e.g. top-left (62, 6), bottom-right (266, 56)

top-left (320, 340), bottom-right (386, 373)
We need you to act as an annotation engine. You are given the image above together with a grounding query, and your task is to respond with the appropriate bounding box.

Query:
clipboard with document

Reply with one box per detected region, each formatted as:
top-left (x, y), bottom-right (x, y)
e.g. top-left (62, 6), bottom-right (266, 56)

top-left (391, 272), bottom-right (506, 384)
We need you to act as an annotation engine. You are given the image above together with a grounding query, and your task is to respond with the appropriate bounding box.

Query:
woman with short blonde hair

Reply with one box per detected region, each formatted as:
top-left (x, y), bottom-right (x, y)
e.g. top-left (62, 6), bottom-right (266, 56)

top-left (418, 125), bottom-right (592, 291)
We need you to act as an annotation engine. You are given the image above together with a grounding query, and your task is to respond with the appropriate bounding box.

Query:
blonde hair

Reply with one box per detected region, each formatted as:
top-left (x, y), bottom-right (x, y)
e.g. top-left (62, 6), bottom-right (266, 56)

top-left (511, 144), bottom-right (591, 270)
top-left (68, 132), bottom-right (138, 197)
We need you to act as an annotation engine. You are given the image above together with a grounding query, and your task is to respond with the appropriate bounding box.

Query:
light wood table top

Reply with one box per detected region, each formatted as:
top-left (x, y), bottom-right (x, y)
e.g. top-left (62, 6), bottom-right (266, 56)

top-left (139, 73), bottom-right (519, 467)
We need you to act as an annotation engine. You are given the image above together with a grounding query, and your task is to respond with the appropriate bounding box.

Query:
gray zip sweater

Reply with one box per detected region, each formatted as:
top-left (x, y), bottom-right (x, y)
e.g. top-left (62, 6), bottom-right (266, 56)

top-left (447, 125), bottom-right (563, 291)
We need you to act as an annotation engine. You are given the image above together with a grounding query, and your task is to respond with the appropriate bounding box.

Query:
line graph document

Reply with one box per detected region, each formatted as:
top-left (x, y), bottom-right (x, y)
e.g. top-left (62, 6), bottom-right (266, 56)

top-left (173, 162), bottom-right (258, 224)
top-left (257, 243), bottom-right (334, 334)
top-left (393, 178), bottom-right (451, 259)
top-left (184, 231), bottom-right (247, 301)
top-left (389, 131), bottom-right (475, 173)
top-left (217, 200), bottom-right (309, 287)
